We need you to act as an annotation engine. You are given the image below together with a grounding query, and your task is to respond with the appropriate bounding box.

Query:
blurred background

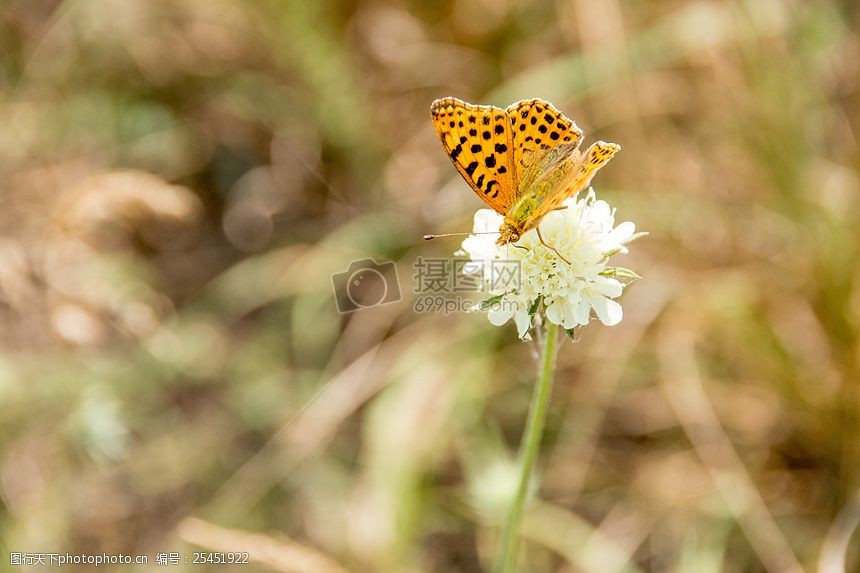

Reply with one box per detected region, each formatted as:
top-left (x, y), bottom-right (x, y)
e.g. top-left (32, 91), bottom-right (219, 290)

top-left (1, 0), bottom-right (859, 571)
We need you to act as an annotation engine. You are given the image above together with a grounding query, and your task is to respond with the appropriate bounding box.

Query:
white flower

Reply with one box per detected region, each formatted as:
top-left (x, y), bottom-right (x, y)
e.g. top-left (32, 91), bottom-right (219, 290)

top-left (460, 188), bottom-right (642, 338)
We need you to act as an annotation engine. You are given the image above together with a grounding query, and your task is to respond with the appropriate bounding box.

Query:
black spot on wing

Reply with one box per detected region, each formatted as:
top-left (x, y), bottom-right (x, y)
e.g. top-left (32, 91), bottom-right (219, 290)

top-left (465, 161), bottom-right (479, 176)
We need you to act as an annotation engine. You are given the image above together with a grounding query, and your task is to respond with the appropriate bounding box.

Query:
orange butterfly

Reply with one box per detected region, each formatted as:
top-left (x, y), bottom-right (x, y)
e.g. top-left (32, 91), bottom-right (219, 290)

top-left (430, 97), bottom-right (619, 261)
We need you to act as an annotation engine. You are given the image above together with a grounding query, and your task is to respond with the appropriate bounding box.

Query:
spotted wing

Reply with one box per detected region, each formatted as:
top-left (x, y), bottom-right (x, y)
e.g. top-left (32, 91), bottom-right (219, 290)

top-left (431, 97), bottom-right (516, 214)
top-left (525, 140), bottom-right (621, 230)
top-left (506, 98), bottom-right (584, 183)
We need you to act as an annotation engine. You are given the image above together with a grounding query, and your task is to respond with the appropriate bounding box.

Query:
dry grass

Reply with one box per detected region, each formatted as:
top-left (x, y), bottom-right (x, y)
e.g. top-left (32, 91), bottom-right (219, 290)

top-left (1, 0), bottom-right (859, 571)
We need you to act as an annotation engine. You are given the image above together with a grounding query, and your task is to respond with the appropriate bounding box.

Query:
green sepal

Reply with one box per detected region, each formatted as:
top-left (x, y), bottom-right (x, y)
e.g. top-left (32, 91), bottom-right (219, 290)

top-left (528, 296), bottom-right (543, 318)
top-left (478, 294), bottom-right (504, 311)
top-left (623, 231), bottom-right (649, 244)
top-left (600, 266), bottom-right (641, 283)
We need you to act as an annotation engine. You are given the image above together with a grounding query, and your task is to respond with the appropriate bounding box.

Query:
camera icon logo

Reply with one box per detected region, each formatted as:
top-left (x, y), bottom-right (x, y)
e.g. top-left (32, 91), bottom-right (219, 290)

top-left (331, 258), bottom-right (402, 313)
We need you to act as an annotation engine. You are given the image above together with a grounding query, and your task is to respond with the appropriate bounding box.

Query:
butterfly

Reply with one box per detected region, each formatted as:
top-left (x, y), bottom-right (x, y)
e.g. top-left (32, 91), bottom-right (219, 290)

top-left (430, 97), bottom-right (619, 261)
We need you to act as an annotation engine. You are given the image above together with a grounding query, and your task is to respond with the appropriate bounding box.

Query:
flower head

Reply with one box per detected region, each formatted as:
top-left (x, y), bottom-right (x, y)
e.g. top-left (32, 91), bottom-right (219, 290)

top-left (459, 188), bottom-right (642, 338)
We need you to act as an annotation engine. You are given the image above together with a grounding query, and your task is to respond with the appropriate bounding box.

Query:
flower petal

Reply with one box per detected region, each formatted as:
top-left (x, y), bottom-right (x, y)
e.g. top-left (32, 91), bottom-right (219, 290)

top-left (487, 306), bottom-right (514, 326)
top-left (591, 295), bottom-right (623, 326)
top-left (613, 221), bottom-right (636, 242)
top-left (575, 297), bottom-right (591, 325)
top-left (545, 298), bottom-right (564, 325)
top-left (594, 276), bottom-right (623, 298)
top-left (473, 209), bottom-right (503, 233)
top-left (514, 310), bottom-right (532, 338)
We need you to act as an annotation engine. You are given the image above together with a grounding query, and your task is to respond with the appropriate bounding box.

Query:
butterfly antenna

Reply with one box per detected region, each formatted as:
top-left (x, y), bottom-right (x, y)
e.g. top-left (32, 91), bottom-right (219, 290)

top-left (582, 97), bottom-right (617, 132)
top-left (423, 231), bottom-right (500, 240)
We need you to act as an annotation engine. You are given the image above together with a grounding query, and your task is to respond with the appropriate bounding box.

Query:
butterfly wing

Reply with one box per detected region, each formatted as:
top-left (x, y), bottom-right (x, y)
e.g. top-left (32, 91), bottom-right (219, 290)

top-left (431, 97), bottom-right (517, 214)
top-left (561, 140), bottom-right (621, 205)
top-left (431, 96), bottom-right (620, 241)
top-left (522, 141), bottom-right (621, 231)
top-left (506, 98), bottom-right (583, 182)
top-left (504, 99), bottom-right (619, 234)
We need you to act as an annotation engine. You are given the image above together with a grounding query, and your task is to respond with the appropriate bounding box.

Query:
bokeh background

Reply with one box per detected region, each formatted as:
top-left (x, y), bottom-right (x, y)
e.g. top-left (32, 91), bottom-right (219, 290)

top-left (1, 0), bottom-right (859, 571)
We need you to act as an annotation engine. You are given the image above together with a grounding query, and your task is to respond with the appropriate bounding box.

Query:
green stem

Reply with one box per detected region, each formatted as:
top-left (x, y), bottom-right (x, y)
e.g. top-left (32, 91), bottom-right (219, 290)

top-left (494, 322), bottom-right (559, 573)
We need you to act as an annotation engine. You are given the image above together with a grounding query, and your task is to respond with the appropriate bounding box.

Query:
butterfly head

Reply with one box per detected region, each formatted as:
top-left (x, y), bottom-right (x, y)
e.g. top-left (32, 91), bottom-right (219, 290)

top-left (497, 221), bottom-right (522, 245)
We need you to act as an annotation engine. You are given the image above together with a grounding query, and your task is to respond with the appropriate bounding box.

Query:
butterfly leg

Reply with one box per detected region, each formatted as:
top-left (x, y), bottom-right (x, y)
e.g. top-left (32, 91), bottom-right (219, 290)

top-left (552, 206), bottom-right (568, 211)
top-left (536, 226), bottom-right (571, 264)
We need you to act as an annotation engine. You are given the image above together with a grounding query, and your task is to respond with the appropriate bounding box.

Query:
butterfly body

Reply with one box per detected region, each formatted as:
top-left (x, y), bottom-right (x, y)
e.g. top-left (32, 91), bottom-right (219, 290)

top-left (430, 97), bottom-right (619, 247)
top-left (499, 144), bottom-right (579, 243)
